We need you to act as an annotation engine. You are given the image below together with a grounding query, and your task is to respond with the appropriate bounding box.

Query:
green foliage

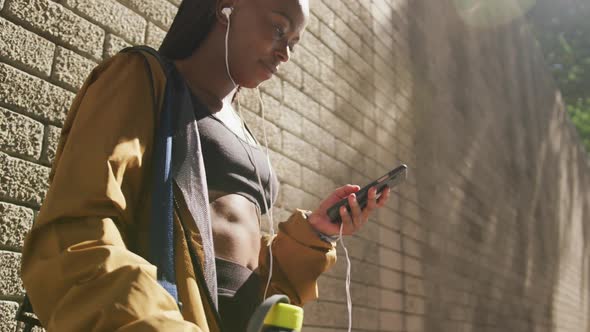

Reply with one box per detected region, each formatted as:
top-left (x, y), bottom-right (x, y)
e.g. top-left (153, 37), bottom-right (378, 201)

top-left (528, 0), bottom-right (590, 152)
top-left (568, 98), bottom-right (590, 151)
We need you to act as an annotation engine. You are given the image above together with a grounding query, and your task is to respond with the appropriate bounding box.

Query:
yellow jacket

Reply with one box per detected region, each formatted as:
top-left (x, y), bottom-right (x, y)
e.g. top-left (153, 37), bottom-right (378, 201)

top-left (21, 51), bottom-right (337, 332)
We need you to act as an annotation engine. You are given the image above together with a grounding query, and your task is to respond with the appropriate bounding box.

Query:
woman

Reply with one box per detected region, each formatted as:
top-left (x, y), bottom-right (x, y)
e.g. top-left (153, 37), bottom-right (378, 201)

top-left (20, 0), bottom-right (391, 331)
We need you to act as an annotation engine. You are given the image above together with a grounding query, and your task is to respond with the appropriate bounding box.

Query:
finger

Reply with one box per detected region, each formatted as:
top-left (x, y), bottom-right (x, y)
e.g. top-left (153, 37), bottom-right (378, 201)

top-left (339, 205), bottom-right (354, 235)
top-left (333, 184), bottom-right (361, 200)
top-left (361, 187), bottom-right (378, 221)
top-left (376, 187), bottom-right (391, 207)
top-left (348, 193), bottom-right (362, 227)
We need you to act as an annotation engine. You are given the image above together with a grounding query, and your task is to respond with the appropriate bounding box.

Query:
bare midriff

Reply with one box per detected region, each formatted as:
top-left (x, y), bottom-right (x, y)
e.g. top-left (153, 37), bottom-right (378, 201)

top-left (208, 190), bottom-right (262, 271)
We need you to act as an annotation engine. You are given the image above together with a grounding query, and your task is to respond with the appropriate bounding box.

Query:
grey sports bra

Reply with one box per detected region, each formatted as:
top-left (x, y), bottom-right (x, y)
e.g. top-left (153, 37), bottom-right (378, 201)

top-left (190, 93), bottom-right (279, 214)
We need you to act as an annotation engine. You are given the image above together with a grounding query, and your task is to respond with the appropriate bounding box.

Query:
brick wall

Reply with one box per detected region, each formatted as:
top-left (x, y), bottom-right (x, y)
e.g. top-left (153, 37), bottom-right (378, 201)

top-left (1, 0), bottom-right (589, 331)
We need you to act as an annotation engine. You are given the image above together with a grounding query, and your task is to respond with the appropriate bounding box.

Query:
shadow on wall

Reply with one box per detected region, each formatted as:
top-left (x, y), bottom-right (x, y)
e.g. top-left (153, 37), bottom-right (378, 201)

top-left (408, 0), bottom-right (590, 331)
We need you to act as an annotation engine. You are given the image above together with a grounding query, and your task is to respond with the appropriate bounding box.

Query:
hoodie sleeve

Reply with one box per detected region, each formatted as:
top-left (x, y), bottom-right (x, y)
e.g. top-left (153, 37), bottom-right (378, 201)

top-left (20, 52), bottom-right (203, 332)
top-left (258, 209), bottom-right (337, 306)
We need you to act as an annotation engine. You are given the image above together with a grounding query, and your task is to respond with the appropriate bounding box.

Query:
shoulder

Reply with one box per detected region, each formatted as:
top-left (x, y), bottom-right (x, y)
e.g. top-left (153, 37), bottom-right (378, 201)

top-left (91, 48), bottom-right (166, 88)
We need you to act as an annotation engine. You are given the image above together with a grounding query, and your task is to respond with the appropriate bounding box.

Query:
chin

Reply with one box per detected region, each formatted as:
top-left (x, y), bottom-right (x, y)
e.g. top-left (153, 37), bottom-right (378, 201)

top-left (239, 78), bottom-right (266, 89)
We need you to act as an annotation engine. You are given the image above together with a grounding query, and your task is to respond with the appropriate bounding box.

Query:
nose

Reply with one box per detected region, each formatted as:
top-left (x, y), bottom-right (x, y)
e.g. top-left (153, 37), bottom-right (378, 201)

top-left (274, 44), bottom-right (290, 63)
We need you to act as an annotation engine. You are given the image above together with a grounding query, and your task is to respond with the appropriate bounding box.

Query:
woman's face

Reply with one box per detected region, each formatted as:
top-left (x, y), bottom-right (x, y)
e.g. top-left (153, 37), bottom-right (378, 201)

top-left (225, 0), bottom-right (309, 88)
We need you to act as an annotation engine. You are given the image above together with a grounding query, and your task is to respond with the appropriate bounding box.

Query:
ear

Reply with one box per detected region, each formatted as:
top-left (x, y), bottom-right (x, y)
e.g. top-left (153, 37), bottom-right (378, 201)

top-left (216, 0), bottom-right (237, 24)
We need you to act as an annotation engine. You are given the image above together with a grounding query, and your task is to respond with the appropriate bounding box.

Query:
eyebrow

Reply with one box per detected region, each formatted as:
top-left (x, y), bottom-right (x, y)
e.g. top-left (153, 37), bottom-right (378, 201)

top-left (272, 10), bottom-right (294, 28)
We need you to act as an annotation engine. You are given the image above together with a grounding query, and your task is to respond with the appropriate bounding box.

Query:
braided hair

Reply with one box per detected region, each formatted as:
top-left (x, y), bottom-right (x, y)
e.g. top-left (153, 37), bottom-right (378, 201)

top-left (159, 0), bottom-right (217, 59)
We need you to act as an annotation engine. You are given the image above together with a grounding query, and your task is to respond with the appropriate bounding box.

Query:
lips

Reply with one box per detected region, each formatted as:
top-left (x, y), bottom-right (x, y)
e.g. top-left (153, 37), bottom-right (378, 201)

top-left (261, 62), bottom-right (278, 75)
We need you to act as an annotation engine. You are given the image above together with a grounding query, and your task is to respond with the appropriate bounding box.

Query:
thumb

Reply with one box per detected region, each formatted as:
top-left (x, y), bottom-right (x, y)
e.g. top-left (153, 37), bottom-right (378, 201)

top-left (328, 184), bottom-right (361, 202)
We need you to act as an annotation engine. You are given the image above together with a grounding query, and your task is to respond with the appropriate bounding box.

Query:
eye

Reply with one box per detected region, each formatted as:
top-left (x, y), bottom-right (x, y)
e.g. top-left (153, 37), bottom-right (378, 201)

top-left (273, 25), bottom-right (285, 39)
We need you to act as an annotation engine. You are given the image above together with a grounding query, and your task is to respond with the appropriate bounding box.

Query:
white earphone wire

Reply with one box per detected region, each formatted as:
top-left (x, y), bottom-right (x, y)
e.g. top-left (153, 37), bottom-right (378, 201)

top-left (223, 7), bottom-right (276, 300)
top-left (223, 9), bottom-right (352, 329)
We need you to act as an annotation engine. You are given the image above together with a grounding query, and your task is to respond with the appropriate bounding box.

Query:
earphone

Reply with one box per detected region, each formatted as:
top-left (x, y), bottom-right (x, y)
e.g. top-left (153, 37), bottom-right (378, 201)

top-left (221, 7), bottom-right (232, 18)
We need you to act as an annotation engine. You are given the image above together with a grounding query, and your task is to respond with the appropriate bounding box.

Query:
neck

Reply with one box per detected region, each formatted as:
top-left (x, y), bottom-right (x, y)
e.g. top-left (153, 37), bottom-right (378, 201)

top-left (173, 31), bottom-right (237, 113)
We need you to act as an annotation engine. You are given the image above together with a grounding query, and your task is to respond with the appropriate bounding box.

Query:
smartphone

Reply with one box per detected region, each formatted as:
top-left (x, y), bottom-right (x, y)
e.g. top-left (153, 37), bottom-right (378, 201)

top-left (327, 164), bottom-right (407, 223)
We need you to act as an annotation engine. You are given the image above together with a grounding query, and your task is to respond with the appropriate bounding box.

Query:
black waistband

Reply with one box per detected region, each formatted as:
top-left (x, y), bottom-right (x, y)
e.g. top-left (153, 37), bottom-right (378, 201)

top-left (215, 257), bottom-right (262, 332)
top-left (215, 257), bottom-right (256, 293)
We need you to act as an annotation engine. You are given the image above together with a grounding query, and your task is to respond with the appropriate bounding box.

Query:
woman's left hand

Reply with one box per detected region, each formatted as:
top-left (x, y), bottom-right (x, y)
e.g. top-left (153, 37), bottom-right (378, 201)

top-left (307, 184), bottom-right (391, 236)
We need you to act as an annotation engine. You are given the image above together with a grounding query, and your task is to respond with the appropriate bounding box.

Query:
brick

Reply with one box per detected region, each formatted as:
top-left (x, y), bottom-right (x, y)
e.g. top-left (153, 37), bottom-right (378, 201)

top-left (0, 107), bottom-right (43, 159)
top-left (405, 276), bottom-right (425, 296)
top-left (310, 0), bottom-right (335, 28)
top-left (322, 0), bottom-right (350, 21)
top-left (0, 301), bottom-right (19, 332)
top-left (379, 268), bottom-right (402, 290)
top-left (283, 81), bottom-right (320, 122)
top-left (350, 128), bottom-right (376, 159)
top-left (381, 289), bottom-right (403, 311)
top-left (62, 0), bottom-right (146, 44)
top-left (405, 296), bottom-right (425, 315)
top-left (240, 109), bottom-right (281, 151)
top-left (0, 152), bottom-right (50, 207)
top-left (377, 146), bottom-right (398, 171)
top-left (146, 22), bottom-right (166, 49)
top-left (5, 0), bottom-right (104, 60)
top-left (260, 74), bottom-right (282, 101)
top-left (301, 166), bottom-right (336, 199)
top-left (380, 311), bottom-right (403, 330)
top-left (268, 149), bottom-right (301, 187)
top-left (404, 237), bottom-right (422, 258)
top-left (0, 62), bottom-right (75, 125)
top-left (353, 306), bottom-right (379, 330)
top-left (0, 251), bottom-right (24, 296)
top-left (299, 33), bottom-right (334, 68)
top-left (316, 276), bottom-right (343, 302)
top-left (302, 117), bottom-right (335, 154)
top-left (305, 11), bottom-right (320, 36)
top-left (291, 45), bottom-right (320, 78)
top-left (334, 16), bottom-right (362, 53)
top-left (276, 60), bottom-right (303, 88)
top-left (0, 202), bottom-right (33, 249)
top-left (335, 141), bottom-right (364, 173)
top-left (319, 22), bottom-right (349, 59)
top-left (349, 283), bottom-right (373, 308)
top-left (104, 33), bottom-right (132, 59)
top-left (377, 206), bottom-right (401, 230)
top-left (260, 93), bottom-right (302, 135)
top-left (0, 17), bottom-right (54, 77)
top-left (52, 47), bottom-right (97, 91)
top-left (282, 130), bottom-right (320, 171)
top-left (42, 125), bottom-right (61, 165)
top-left (120, 0), bottom-right (178, 29)
top-left (319, 152), bottom-right (351, 185)
top-left (301, 72), bottom-right (336, 110)
top-left (406, 315), bottom-right (425, 332)
top-left (280, 183), bottom-right (318, 211)
top-left (303, 301), bottom-right (347, 327)
top-left (402, 220), bottom-right (425, 242)
top-left (379, 246), bottom-right (402, 270)
top-left (350, 260), bottom-right (381, 286)
top-left (378, 226), bottom-right (401, 251)
top-left (319, 107), bottom-right (351, 139)
top-left (334, 96), bottom-right (364, 131)
top-left (403, 256), bottom-right (423, 277)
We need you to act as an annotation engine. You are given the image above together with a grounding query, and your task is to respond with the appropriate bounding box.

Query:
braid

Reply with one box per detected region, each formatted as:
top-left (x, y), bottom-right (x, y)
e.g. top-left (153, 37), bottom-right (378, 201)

top-left (159, 0), bottom-right (217, 60)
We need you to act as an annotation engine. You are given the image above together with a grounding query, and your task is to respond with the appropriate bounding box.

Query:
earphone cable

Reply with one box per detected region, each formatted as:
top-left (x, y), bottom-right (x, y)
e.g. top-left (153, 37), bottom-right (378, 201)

top-left (223, 8), bottom-right (276, 300)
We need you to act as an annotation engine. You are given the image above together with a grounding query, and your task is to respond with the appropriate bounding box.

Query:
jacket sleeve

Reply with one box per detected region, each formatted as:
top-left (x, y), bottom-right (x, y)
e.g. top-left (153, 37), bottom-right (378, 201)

top-left (20, 52), bottom-right (203, 331)
top-left (258, 209), bottom-right (337, 306)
